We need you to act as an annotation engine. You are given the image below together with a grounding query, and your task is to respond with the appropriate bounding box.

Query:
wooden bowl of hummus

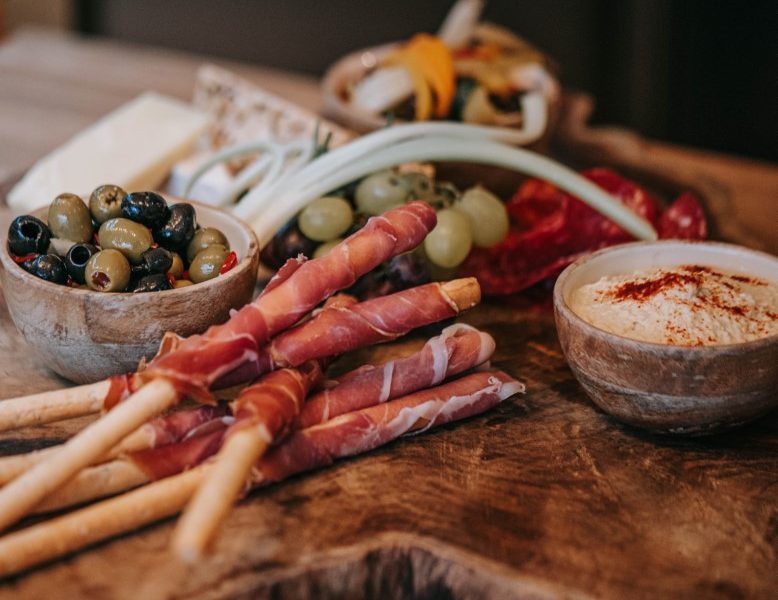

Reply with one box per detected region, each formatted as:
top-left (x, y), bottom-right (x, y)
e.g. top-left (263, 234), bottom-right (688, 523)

top-left (553, 241), bottom-right (778, 435)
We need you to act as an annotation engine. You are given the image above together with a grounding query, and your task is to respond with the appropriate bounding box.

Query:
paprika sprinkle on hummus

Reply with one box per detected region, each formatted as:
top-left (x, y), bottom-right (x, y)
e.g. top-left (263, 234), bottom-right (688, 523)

top-left (570, 264), bottom-right (778, 346)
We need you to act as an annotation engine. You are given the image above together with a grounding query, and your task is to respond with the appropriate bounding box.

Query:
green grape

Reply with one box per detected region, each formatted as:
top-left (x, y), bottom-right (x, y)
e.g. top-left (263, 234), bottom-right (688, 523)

top-left (398, 171), bottom-right (435, 200)
top-left (423, 208), bottom-right (473, 268)
top-left (453, 186), bottom-right (509, 248)
top-left (298, 196), bottom-right (354, 242)
top-left (355, 170), bottom-right (409, 215)
top-left (313, 238), bottom-right (342, 259)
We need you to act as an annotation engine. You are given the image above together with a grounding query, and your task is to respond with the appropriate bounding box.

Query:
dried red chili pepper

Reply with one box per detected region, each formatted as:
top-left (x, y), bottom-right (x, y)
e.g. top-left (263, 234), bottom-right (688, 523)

top-left (219, 251), bottom-right (238, 275)
top-left (461, 168), bottom-right (706, 296)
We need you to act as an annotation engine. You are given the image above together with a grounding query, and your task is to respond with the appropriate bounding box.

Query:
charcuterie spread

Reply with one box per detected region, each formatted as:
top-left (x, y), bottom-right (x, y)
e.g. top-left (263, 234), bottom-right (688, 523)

top-left (0, 0), bottom-right (775, 588)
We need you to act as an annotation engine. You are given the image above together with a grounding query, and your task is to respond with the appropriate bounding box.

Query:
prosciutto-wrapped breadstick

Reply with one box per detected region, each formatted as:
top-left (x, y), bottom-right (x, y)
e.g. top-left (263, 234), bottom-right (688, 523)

top-left (139, 201), bottom-right (437, 394)
top-left (0, 404), bottom-right (230, 486)
top-left (298, 323), bottom-right (495, 428)
top-left (0, 203), bottom-right (437, 533)
top-left (29, 324), bottom-right (495, 513)
top-left (172, 362), bottom-right (324, 558)
top-left (256, 370), bottom-right (523, 483)
top-left (0, 370), bottom-right (522, 577)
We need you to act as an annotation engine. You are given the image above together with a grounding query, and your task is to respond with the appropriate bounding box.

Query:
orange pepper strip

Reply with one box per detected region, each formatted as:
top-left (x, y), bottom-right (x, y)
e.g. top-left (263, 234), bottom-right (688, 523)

top-left (385, 51), bottom-right (433, 121)
top-left (406, 34), bottom-right (455, 118)
top-left (385, 34), bottom-right (455, 120)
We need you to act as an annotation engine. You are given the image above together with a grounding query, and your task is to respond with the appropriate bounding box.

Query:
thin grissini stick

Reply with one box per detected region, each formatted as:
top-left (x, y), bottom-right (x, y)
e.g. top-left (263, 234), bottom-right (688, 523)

top-left (0, 206), bottom-right (436, 529)
top-left (168, 279), bottom-right (480, 556)
top-left (32, 460), bottom-right (150, 514)
top-left (267, 278), bottom-right (481, 367)
top-left (47, 315), bottom-right (488, 511)
top-left (5, 285), bottom-right (481, 516)
top-left (28, 405), bottom-right (233, 513)
top-left (35, 425), bottom-right (230, 512)
top-left (0, 466), bottom-right (209, 578)
top-left (172, 430), bottom-right (267, 562)
top-left (297, 323), bottom-right (495, 428)
top-left (0, 370), bottom-right (522, 577)
top-left (255, 370), bottom-right (524, 484)
top-left (0, 380), bottom-right (109, 432)
top-left (172, 363), bottom-right (324, 561)
top-left (0, 378), bottom-right (177, 533)
top-left (0, 201), bottom-right (436, 429)
top-left (0, 404), bottom-right (229, 486)
top-left (35, 324), bottom-right (491, 512)
top-left (139, 201), bottom-right (437, 394)
top-left (126, 275), bottom-right (480, 481)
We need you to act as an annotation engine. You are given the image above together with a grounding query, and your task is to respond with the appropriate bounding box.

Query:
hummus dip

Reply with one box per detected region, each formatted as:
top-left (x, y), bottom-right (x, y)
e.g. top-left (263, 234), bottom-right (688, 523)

top-left (570, 264), bottom-right (778, 345)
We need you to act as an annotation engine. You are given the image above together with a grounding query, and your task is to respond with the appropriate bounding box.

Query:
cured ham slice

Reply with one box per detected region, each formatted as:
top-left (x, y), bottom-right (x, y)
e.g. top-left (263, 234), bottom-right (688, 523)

top-left (130, 369), bottom-right (521, 482)
top-left (268, 279), bottom-right (479, 368)
top-left (256, 370), bottom-right (523, 484)
top-left (140, 202), bottom-right (436, 393)
top-left (230, 362), bottom-right (324, 441)
top-left (297, 324), bottom-right (495, 428)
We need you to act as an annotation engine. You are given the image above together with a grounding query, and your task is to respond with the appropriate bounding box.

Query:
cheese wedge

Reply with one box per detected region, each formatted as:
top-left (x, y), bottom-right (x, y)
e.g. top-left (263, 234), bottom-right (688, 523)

top-left (8, 92), bottom-right (211, 212)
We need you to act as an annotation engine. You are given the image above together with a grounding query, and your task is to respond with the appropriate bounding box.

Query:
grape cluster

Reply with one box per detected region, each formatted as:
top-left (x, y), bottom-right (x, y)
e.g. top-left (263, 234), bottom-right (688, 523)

top-left (261, 167), bottom-right (510, 296)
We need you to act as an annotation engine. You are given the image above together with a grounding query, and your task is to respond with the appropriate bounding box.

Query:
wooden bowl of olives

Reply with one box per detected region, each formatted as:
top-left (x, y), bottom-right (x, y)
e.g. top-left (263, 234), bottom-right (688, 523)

top-left (0, 187), bottom-right (259, 384)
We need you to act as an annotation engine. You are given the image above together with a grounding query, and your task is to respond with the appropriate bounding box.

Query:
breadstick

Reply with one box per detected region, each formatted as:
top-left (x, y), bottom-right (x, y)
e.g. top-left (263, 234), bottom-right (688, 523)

top-left (0, 380), bottom-right (109, 432)
top-left (171, 427), bottom-right (269, 561)
top-left (0, 378), bottom-right (177, 532)
top-left (0, 465), bottom-right (208, 577)
top-left (33, 460), bottom-right (149, 514)
top-left (0, 424), bottom-right (156, 486)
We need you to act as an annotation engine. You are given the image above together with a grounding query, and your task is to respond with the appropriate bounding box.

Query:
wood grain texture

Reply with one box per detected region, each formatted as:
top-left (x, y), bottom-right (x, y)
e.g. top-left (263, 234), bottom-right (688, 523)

top-left (0, 300), bottom-right (776, 599)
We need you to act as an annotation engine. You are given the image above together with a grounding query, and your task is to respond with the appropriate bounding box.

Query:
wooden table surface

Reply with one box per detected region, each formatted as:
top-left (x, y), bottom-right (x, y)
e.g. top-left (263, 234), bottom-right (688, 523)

top-left (0, 27), bottom-right (776, 600)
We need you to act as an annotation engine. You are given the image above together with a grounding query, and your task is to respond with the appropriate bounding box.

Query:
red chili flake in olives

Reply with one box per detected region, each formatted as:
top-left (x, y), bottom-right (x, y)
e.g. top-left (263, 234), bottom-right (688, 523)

top-left (182, 270), bottom-right (189, 280)
top-left (167, 273), bottom-right (176, 287)
top-left (12, 252), bottom-right (38, 264)
top-left (219, 251), bottom-right (238, 275)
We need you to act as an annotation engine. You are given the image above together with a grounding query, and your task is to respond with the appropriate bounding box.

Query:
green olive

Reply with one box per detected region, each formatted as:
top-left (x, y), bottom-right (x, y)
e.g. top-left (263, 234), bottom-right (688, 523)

top-left (48, 193), bottom-right (93, 243)
top-left (189, 244), bottom-right (229, 283)
top-left (85, 249), bottom-right (130, 292)
top-left (168, 252), bottom-right (184, 279)
top-left (89, 184), bottom-right (127, 224)
top-left (98, 218), bottom-right (152, 264)
top-left (186, 227), bottom-right (229, 263)
top-left (173, 279), bottom-right (194, 289)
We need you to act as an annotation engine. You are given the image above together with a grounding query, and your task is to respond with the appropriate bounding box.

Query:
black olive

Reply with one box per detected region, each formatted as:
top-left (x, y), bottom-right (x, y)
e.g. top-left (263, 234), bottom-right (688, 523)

top-left (64, 243), bottom-right (98, 284)
top-left (133, 273), bottom-right (172, 293)
top-left (21, 254), bottom-right (68, 285)
top-left (140, 247), bottom-right (173, 274)
top-left (121, 191), bottom-right (170, 229)
top-left (153, 203), bottom-right (196, 251)
top-left (7, 215), bottom-right (51, 256)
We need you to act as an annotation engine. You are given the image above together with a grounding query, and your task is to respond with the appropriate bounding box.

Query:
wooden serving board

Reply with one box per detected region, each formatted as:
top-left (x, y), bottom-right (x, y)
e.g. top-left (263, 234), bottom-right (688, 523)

top-left (1, 108), bottom-right (777, 598)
